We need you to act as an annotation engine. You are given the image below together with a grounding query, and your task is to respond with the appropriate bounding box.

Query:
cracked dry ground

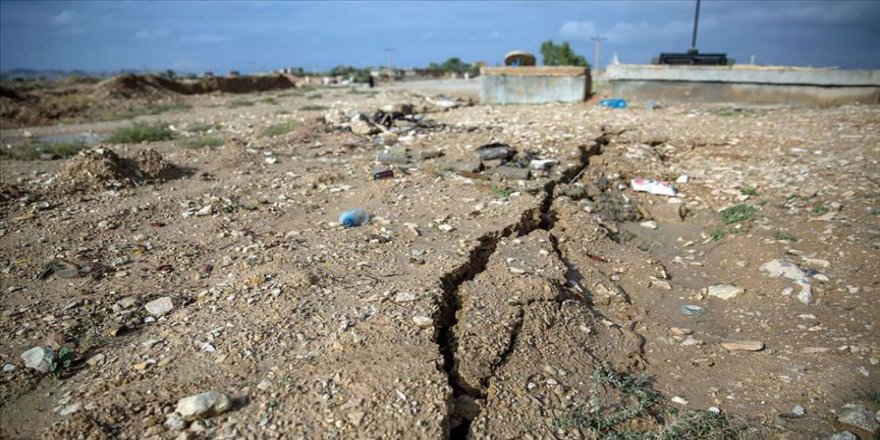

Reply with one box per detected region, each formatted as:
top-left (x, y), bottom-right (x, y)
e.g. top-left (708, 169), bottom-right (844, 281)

top-left (1, 94), bottom-right (879, 439)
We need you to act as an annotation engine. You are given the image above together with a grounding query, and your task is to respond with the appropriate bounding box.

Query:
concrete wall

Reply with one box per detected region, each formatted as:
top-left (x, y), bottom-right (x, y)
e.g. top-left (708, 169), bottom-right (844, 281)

top-left (606, 64), bottom-right (880, 106)
top-left (480, 66), bottom-right (591, 104)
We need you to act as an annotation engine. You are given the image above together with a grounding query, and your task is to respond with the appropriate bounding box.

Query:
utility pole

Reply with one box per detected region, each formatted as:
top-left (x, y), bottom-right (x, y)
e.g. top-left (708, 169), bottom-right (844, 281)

top-left (591, 36), bottom-right (606, 74)
top-left (690, 0), bottom-right (701, 53)
top-left (384, 48), bottom-right (394, 81)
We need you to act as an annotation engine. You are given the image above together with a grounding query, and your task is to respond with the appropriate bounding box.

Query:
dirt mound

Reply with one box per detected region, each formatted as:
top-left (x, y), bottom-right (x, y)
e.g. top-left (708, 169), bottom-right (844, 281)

top-left (93, 74), bottom-right (295, 99)
top-left (195, 74), bottom-right (295, 94)
top-left (54, 147), bottom-right (176, 192)
top-left (93, 74), bottom-right (190, 100)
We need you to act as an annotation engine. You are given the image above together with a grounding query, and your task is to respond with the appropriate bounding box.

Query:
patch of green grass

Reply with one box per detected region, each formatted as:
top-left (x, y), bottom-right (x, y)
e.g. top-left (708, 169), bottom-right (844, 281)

top-left (812, 203), bottom-right (830, 214)
top-left (51, 347), bottom-right (77, 378)
top-left (556, 362), bottom-right (663, 438)
top-left (710, 228), bottom-right (726, 242)
top-left (871, 207), bottom-right (880, 216)
top-left (659, 409), bottom-right (766, 440)
top-left (305, 93), bottom-right (323, 100)
top-left (0, 141), bottom-right (88, 160)
top-left (227, 98), bottom-right (255, 108)
top-left (300, 104), bottom-right (329, 111)
top-left (107, 121), bottom-right (174, 143)
top-left (179, 136), bottom-right (224, 150)
top-left (739, 187), bottom-right (758, 197)
top-left (261, 97), bottom-right (279, 105)
top-left (261, 121), bottom-right (296, 138)
top-left (491, 185), bottom-right (514, 198)
top-left (185, 121), bottom-right (219, 133)
top-left (720, 204), bottom-right (757, 225)
top-left (772, 231), bottom-right (798, 242)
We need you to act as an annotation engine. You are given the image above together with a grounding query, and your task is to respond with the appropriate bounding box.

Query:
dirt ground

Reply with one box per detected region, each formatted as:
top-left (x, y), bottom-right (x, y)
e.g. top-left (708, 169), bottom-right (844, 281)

top-left (1, 79), bottom-right (878, 439)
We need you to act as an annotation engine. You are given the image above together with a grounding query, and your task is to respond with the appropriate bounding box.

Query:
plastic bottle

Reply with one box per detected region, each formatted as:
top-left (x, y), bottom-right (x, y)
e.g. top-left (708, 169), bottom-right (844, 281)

top-left (339, 209), bottom-right (370, 228)
top-left (598, 98), bottom-right (628, 109)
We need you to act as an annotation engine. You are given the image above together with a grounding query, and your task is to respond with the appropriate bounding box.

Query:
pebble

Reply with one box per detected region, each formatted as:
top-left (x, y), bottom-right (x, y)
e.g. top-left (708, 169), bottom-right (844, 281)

top-left (828, 432), bottom-right (857, 440)
top-left (706, 284), bottom-right (744, 300)
top-left (144, 297), bottom-right (174, 317)
top-left (393, 291), bottom-right (417, 303)
top-left (412, 316), bottom-right (434, 328)
top-left (639, 220), bottom-right (658, 229)
top-left (21, 346), bottom-right (54, 373)
top-left (721, 341), bottom-right (764, 351)
top-left (792, 405), bottom-right (805, 416)
top-left (59, 402), bottom-right (82, 416)
top-left (671, 396), bottom-right (689, 405)
top-left (175, 391), bottom-right (233, 420)
top-left (165, 413), bottom-right (187, 431)
top-left (257, 380), bottom-right (272, 391)
top-left (836, 403), bottom-right (878, 433)
top-left (680, 304), bottom-right (706, 316)
top-left (2, 363), bottom-right (16, 373)
top-left (86, 353), bottom-right (106, 366)
top-left (670, 327), bottom-right (693, 336)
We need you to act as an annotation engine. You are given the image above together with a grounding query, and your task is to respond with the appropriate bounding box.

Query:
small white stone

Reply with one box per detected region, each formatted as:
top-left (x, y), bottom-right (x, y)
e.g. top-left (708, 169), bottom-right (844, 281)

top-left (175, 391), bottom-right (233, 420)
top-left (412, 316), bottom-right (434, 328)
top-left (393, 291), bottom-right (417, 303)
top-left (21, 347), bottom-right (53, 373)
top-left (438, 224), bottom-right (454, 232)
top-left (639, 220), bottom-right (658, 229)
top-left (195, 205), bottom-right (213, 216)
top-left (792, 405), bottom-right (805, 416)
top-left (706, 284), bottom-right (744, 300)
top-left (144, 297), bottom-right (174, 317)
top-left (671, 396), bottom-right (689, 405)
top-left (2, 363), bottom-right (16, 373)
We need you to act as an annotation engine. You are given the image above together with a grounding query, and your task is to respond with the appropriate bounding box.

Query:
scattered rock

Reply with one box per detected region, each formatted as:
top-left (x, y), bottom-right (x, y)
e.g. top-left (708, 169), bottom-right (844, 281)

top-left (144, 296), bottom-right (174, 317)
top-left (671, 396), bottom-right (689, 405)
top-left (474, 142), bottom-right (515, 161)
top-left (21, 346), bottom-right (54, 373)
top-left (706, 284), bottom-right (744, 300)
top-left (349, 114), bottom-right (380, 136)
top-left (639, 220), bottom-right (658, 229)
top-left (721, 341), bottom-right (764, 352)
top-left (792, 405), bottom-right (805, 416)
top-left (828, 432), bottom-right (857, 440)
top-left (494, 166), bottom-right (530, 180)
top-left (680, 304), bottom-right (706, 316)
top-left (3, 363), bottom-right (17, 373)
top-left (760, 259), bottom-right (813, 304)
top-left (393, 291), bottom-right (417, 303)
top-left (836, 403), bottom-right (878, 434)
top-left (412, 316), bottom-right (434, 328)
top-left (175, 391), bottom-right (233, 420)
top-left (671, 327), bottom-right (693, 336)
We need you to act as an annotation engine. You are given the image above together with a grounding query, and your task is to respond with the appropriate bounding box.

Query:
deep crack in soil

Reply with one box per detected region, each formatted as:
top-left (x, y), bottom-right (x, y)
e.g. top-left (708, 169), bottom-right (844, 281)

top-left (436, 131), bottom-right (613, 439)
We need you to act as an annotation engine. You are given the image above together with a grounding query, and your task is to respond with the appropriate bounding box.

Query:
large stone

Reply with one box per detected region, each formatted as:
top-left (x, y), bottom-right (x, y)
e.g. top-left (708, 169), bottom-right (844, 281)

top-left (21, 346), bottom-right (54, 373)
top-left (495, 166), bottom-right (531, 180)
top-left (144, 297), bottom-right (174, 317)
top-left (828, 432), bottom-right (857, 440)
top-left (836, 403), bottom-right (878, 434)
top-left (175, 391), bottom-right (233, 420)
top-left (706, 284), bottom-right (744, 300)
top-left (647, 203), bottom-right (686, 223)
top-left (349, 114), bottom-right (380, 136)
top-left (721, 341), bottom-right (764, 351)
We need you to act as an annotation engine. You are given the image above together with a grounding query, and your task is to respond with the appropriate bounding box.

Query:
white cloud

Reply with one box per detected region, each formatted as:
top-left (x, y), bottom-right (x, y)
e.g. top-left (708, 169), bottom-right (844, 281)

top-left (558, 20), bottom-right (597, 40)
top-left (52, 10), bottom-right (74, 26)
top-left (135, 29), bottom-right (171, 39)
top-left (181, 34), bottom-right (229, 44)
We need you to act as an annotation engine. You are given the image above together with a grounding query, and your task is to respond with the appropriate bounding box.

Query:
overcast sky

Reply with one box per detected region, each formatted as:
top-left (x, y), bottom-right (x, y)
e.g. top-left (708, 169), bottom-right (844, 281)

top-left (2, 0), bottom-right (879, 73)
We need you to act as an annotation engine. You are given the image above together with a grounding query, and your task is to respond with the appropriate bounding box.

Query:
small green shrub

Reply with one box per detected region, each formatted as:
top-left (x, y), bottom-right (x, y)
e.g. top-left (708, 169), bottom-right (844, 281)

top-left (51, 347), bottom-right (77, 378)
top-left (739, 187), bottom-right (758, 197)
top-left (720, 204), bottom-right (756, 224)
top-left (300, 104), bottom-right (329, 111)
top-left (772, 231), bottom-right (798, 242)
top-left (261, 97), bottom-right (279, 105)
top-left (227, 99), bottom-right (255, 108)
top-left (107, 121), bottom-right (174, 143)
top-left (812, 204), bottom-right (830, 214)
top-left (710, 228), bottom-right (726, 242)
top-left (261, 121), bottom-right (296, 137)
top-left (179, 136), bottom-right (224, 149)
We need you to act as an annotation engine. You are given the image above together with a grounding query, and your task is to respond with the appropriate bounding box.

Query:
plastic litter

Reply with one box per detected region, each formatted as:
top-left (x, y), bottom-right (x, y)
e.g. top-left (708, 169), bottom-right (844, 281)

top-left (631, 178), bottom-right (677, 196)
top-left (598, 98), bottom-right (628, 109)
top-left (339, 209), bottom-right (370, 228)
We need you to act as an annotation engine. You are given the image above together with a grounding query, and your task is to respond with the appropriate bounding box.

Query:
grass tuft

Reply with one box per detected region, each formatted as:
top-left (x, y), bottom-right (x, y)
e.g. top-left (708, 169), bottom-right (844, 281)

top-left (720, 204), bottom-right (757, 225)
top-left (185, 121), bottom-right (219, 133)
top-left (261, 121), bottom-right (296, 138)
top-left (107, 121), bottom-right (174, 143)
top-left (772, 231), bottom-right (798, 242)
top-left (227, 99), bottom-right (255, 108)
top-left (739, 187), bottom-right (758, 197)
top-left (179, 136), bottom-right (224, 150)
top-left (811, 204), bottom-right (830, 214)
top-left (301, 104), bottom-right (329, 111)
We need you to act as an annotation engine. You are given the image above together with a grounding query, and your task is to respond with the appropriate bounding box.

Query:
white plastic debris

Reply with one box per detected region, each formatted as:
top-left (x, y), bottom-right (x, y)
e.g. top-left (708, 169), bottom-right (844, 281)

top-left (630, 178), bottom-right (677, 196)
